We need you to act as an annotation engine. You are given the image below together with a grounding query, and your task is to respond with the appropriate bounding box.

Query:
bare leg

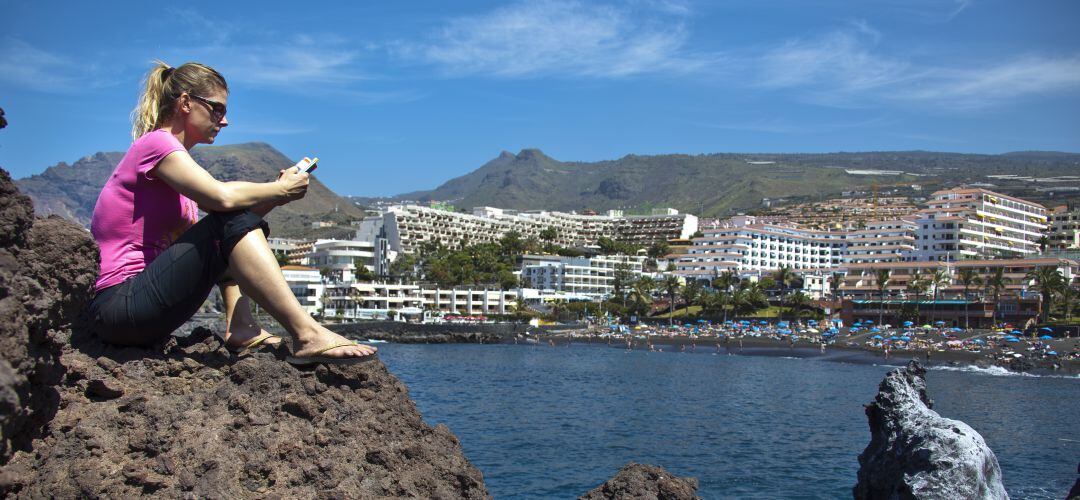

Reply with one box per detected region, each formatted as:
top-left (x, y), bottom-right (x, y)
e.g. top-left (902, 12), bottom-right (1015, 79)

top-left (227, 229), bottom-right (375, 359)
top-left (220, 281), bottom-right (280, 347)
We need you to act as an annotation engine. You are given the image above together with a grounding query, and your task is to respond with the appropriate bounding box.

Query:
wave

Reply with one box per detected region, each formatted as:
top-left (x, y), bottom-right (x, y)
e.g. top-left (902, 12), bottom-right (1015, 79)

top-left (928, 365), bottom-right (1080, 379)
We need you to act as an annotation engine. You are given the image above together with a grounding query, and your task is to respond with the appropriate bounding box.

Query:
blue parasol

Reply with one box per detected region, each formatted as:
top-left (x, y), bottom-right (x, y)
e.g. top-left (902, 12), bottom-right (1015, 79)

top-left (871, 334), bottom-right (884, 340)
top-left (1039, 335), bottom-right (1053, 340)
top-left (903, 321), bottom-right (913, 327)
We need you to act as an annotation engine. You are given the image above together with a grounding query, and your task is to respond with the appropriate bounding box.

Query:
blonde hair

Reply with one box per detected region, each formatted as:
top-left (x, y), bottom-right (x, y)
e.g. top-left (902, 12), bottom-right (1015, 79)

top-left (130, 60), bottom-right (228, 141)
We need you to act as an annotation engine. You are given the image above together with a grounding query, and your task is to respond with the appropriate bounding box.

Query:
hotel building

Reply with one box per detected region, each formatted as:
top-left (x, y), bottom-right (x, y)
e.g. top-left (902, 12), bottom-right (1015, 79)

top-left (377, 204), bottom-right (697, 255)
top-left (317, 282), bottom-right (519, 320)
top-left (520, 254), bottom-right (647, 300)
top-left (913, 188), bottom-right (1048, 261)
top-left (1049, 205), bottom-right (1080, 250)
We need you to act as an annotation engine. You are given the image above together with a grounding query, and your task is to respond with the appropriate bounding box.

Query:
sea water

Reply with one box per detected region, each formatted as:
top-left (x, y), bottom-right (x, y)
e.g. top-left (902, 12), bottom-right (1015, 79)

top-left (376, 343), bottom-right (1080, 499)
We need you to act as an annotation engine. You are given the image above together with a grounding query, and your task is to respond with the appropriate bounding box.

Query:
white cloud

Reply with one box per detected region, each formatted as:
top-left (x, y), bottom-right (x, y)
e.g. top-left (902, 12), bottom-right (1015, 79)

top-left (895, 55), bottom-right (1080, 109)
top-left (752, 24), bottom-right (1080, 110)
top-left (399, 0), bottom-right (716, 78)
top-left (0, 38), bottom-right (118, 92)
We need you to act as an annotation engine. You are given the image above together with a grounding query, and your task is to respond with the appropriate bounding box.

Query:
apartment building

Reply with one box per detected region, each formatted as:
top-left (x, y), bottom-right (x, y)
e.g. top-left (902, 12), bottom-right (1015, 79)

top-left (842, 219), bottom-right (918, 264)
top-left (280, 265), bottom-right (323, 315)
top-left (913, 188), bottom-right (1048, 261)
top-left (520, 254), bottom-right (647, 300)
top-left (306, 239), bottom-right (378, 282)
top-left (379, 204), bottom-right (697, 255)
top-left (1049, 205), bottom-right (1080, 249)
top-left (317, 282), bottom-right (518, 320)
top-left (670, 223), bottom-right (850, 278)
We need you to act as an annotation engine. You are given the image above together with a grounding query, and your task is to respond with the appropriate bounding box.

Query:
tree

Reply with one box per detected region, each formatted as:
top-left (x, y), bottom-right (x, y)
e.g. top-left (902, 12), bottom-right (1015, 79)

top-left (1057, 284), bottom-right (1077, 322)
top-left (612, 263), bottom-right (634, 308)
top-left (1036, 235), bottom-right (1050, 253)
top-left (661, 275), bottom-right (681, 324)
top-left (647, 241), bottom-right (671, 260)
top-left (773, 266), bottom-right (796, 297)
top-left (712, 270), bottom-right (739, 292)
top-left (1026, 266), bottom-right (1065, 324)
top-left (874, 269), bottom-right (892, 327)
top-left (628, 276), bottom-right (657, 317)
top-left (681, 280), bottom-right (704, 316)
top-left (983, 268), bottom-right (1010, 327)
top-left (956, 268), bottom-right (982, 329)
top-left (907, 271), bottom-right (929, 324)
top-left (784, 291), bottom-right (812, 319)
top-left (929, 268), bottom-right (950, 326)
top-left (539, 227), bottom-right (558, 242)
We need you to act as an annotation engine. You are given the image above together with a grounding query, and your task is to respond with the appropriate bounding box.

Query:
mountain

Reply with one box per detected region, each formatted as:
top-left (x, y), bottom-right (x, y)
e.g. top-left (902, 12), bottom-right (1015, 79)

top-left (377, 149), bottom-right (1080, 216)
top-left (15, 142), bottom-right (363, 238)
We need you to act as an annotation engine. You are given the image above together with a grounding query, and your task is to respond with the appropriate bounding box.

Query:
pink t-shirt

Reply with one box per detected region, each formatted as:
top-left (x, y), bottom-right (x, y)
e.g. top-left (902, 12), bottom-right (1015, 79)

top-left (91, 129), bottom-right (199, 291)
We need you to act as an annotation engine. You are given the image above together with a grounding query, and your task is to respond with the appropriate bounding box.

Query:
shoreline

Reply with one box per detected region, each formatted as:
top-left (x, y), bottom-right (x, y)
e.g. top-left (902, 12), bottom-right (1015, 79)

top-left (526, 332), bottom-right (1080, 377)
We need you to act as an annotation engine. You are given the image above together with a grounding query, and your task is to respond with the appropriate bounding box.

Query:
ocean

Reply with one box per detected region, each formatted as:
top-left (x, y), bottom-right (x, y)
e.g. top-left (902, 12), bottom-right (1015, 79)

top-left (376, 342), bottom-right (1080, 499)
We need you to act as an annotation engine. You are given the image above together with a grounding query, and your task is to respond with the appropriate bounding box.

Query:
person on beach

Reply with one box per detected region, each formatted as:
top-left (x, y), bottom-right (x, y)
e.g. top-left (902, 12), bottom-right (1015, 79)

top-left (83, 61), bottom-right (375, 365)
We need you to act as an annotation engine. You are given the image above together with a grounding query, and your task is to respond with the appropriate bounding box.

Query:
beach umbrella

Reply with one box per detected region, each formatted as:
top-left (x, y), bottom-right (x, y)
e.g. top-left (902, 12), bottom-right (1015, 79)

top-left (760, 320), bottom-right (768, 325)
top-left (777, 321), bottom-right (789, 327)
top-left (889, 335), bottom-right (900, 340)
top-left (807, 328), bottom-right (819, 333)
top-left (922, 324), bottom-right (932, 329)
top-left (1011, 330), bottom-right (1023, 335)
top-left (808, 320), bottom-right (818, 324)
top-left (902, 321), bottom-right (913, 327)
top-left (900, 336), bottom-right (912, 341)
top-left (934, 320), bottom-right (945, 326)
top-left (870, 327), bottom-right (881, 332)
top-left (871, 335), bottom-right (884, 340)
top-left (683, 323), bottom-right (693, 328)
top-left (865, 320), bottom-right (874, 324)
top-left (973, 339), bottom-right (986, 344)
top-left (1040, 335), bottom-right (1053, 340)
top-left (1006, 337), bottom-right (1020, 343)
top-left (1047, 351), bottom-right (1058, 356)
top-left (698, 319), bottom-right (708, 323)
top-left (952, 327), bottom-right (963, 332)
top-left (828, 328), bottom-right (839, 334)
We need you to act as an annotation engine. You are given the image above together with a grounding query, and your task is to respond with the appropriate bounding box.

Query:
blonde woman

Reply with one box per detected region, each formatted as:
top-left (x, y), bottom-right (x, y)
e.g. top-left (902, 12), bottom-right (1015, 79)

top-left (84, 61), bottom-right (374, 364)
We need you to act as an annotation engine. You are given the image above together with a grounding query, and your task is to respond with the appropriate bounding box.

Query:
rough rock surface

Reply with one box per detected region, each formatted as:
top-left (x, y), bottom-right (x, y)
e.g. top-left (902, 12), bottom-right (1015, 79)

top-left (0, 169), bottom-right (489, 498)
top-left (579, 463), bottom-right (699, 500)
top-left (854, 360), bottom-right (1008, 499)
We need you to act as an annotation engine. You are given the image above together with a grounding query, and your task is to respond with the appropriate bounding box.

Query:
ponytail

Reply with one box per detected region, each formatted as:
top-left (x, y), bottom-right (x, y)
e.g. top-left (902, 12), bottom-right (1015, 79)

top-left (130, 60), bottom-right (228, 141)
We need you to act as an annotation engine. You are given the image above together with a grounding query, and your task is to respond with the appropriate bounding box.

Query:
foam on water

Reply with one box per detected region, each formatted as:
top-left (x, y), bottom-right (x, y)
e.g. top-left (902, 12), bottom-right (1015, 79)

top-left (928, 364), bottom-right (1080, 379)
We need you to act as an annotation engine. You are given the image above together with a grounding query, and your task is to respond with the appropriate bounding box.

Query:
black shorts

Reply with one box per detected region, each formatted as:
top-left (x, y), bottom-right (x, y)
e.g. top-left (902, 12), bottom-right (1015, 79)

top-left (84, 210), bottom-right (269, 347)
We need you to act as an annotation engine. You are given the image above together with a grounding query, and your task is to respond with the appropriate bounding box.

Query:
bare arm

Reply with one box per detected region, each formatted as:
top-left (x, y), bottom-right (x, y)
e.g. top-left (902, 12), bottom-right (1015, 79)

top-left (152, 150), bottom-right (309, 212)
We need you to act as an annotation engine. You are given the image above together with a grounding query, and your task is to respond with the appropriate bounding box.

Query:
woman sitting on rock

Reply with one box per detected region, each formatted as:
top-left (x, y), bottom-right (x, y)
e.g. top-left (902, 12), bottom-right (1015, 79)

top-left (84, 61), bottom-right (375, 365)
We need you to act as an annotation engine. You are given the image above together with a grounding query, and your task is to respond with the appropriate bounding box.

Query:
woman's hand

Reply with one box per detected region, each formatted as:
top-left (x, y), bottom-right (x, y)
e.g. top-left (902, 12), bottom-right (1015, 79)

top-left (276, 160), bottom-right (311, 203)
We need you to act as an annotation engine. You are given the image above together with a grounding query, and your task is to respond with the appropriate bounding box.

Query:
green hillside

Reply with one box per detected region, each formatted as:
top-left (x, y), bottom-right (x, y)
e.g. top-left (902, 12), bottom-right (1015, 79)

top-left (383, 149), bottom-right (1080, 217)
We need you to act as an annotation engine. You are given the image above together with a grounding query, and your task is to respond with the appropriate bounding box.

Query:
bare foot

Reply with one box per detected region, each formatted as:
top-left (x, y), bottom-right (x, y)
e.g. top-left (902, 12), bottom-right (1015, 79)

top-left (223, 318), bottom-right (283, 350)
top-left (292, 326), bottom-right (377, 360)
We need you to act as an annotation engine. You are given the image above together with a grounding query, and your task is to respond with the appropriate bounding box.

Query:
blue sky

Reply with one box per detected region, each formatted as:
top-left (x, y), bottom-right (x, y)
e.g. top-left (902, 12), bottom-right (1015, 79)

top-left (2, 0), bottom-right (1079, 196)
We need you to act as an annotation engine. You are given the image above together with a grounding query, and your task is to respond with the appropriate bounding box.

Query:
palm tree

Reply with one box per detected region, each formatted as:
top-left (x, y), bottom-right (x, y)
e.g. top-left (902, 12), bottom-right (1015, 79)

top-left (874, 269), bottom-right (892, 327)
top-left (1026, 266), bottom-right (1065, 324)
top-left (929, 268), bottom-right (951, 326)
top-left (1036, 235), bottom-right (1050, 254)
top-left (662, 275), bottom-right (682, 324)
top-left (773, 266), bottom-right (796, 298)
top-left (907, 271), bottom-right (929, 324)
top-left (713, 270), bottom-right (739, 293)
top-left (1058, 284), bottom-right (1077, 322)
top-left (785, 291), bottom-right (812, 320)
top-left (983, 268), bottom-right (1010, 328)
top-left (829, 272), bottom-right (844, 301)
top-left (681, 280), bottom-right (704, 316)
top-left (628, 276), bottom-right (656, 318)
top-left (956, 268), bottom-right (983, 330)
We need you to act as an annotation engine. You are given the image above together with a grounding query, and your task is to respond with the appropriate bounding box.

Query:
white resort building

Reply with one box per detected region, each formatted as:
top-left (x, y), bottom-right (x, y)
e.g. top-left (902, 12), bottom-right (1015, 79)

top-left (913, 188), bottom-right (1048, 261)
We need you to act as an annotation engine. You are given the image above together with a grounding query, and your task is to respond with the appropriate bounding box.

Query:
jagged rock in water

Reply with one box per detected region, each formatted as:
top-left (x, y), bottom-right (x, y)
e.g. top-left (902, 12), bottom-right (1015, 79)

top-left (580, 463), bottom-right (699, 500)
top-left (854, 360), bottom-right (1008, 499)
top-left (0, 169), bottom-right (489, 498)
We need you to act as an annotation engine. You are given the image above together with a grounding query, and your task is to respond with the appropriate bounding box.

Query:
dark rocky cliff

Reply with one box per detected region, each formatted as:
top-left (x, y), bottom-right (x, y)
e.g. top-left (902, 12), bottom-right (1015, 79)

top-left (854, 360), bottom-right (1008, 499)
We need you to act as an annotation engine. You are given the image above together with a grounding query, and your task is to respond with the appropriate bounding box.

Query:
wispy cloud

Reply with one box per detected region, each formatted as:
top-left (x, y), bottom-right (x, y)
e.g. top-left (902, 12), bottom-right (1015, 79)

top-left (397, 0), bottom-right (717, 78)
top-left (687, 115), bottom-right (893, 135)
top-left (893, 55), bottom-right (1080, 109)
top-left (0, 38), bottom-right (119, 92)
top-left (751, 23), bottom-right (1080, 110)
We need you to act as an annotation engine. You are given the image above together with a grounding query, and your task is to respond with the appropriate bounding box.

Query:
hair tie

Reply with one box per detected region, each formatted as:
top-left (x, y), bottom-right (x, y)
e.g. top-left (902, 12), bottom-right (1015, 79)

top-left (162, 66), bottom-right (174, 80)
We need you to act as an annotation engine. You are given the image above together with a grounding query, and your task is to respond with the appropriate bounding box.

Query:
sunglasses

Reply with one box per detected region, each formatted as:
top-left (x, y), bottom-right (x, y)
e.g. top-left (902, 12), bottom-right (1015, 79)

top-left (188, 94), bottom-right (227, 120)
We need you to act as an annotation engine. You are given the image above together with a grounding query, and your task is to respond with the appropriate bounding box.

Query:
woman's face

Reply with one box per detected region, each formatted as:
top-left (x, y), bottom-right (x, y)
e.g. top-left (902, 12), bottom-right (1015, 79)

top-left (183, 88), bottom-right (229, 144)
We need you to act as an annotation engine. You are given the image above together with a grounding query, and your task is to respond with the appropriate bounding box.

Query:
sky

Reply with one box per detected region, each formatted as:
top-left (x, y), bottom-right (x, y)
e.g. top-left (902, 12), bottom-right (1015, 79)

top-left (1, 0), bottom-right (1079, 196)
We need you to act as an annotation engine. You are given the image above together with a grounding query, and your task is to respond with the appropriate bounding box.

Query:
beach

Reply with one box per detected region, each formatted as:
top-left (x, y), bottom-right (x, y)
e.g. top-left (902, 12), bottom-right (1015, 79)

top-left (528, 322), bottom-right (1080, 376)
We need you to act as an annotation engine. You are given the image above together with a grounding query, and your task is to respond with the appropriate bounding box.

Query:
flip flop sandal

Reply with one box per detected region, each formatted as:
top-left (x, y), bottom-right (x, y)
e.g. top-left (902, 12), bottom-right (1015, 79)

top-left (286, 342), bottom-right (377, 366)
top-left (227, 332), bottom-right (283, 353)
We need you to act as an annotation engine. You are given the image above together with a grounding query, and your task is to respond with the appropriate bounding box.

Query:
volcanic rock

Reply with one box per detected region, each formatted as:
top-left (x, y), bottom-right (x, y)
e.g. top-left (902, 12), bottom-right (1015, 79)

top-left (0, 168), bottom-right (489, 498)
top-left (853, 360), bottom-right (1008, 499)
top-left (580, 462), bottom-right (699, 500)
